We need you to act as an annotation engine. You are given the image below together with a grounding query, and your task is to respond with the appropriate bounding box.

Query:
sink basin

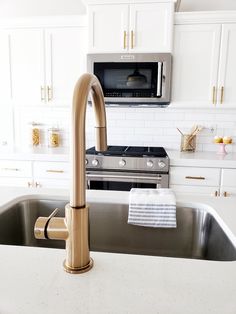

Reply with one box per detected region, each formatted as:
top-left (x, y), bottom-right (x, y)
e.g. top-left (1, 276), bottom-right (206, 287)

top-left (0, 198), bottom-right (235, 261)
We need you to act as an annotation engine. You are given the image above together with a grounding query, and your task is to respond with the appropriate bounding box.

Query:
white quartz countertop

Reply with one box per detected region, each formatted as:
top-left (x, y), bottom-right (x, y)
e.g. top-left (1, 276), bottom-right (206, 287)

top-left (0, 187), bottom-right (235, 314)
top-left (2, 147), bottom-right (236, 168)
top-left (167, 150), bottom-right (236, 168)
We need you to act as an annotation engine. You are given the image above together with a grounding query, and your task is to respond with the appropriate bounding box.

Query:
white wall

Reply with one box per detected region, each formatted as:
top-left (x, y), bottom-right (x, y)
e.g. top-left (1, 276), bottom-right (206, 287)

top-left (179, 0), bottom-right (236, 12)
top-left (0, 0), bottom-right (86, 17)
top-left (1, 0), bottom-right (236, 18)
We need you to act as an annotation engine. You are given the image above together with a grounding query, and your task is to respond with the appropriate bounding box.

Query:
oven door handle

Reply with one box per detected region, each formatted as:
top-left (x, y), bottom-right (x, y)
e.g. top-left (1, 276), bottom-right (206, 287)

top-left (86, 173), bottom-right (162, 181)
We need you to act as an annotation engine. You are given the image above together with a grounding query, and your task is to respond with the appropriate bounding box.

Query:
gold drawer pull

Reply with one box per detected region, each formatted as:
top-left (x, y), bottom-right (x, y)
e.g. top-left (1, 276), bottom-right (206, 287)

top-left (185, 176), bottom-right (205, 180)
top-left (46, 169), bottom-right (64, 173)
top-left (2, 167), bottom-right (20, 171)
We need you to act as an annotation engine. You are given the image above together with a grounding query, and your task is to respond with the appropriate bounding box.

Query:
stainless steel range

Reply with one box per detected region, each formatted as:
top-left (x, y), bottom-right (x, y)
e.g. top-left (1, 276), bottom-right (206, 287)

top-left (86, 146), bottom-right (169, 191)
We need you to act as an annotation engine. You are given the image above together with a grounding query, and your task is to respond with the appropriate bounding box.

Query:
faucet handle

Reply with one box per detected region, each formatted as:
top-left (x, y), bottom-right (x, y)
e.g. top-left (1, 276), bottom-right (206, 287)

top-left (34, 208), bottom-right (60, 239)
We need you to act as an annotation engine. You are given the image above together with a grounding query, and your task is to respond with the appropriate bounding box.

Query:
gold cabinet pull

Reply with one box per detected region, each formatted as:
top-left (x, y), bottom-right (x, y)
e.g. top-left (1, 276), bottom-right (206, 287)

top-left (131, 30), bottom-right (134, 49)
top-left (214, 190), bottom-right (218, 197)
top-left (220, 86), bottom-right (224, 104)
top-left (40, 86), bottom-right (45, 101)
top-left (35, 182), bottom-right (41, 188)
top-left (223, 191), bottom-right (228, 197)
top-left (185, 176), bottom-right (205, 180)
top-left (47, 86), bottom-right (53, 101)
top-left (212, 86), bottom-right (217, 105)
top-left (46, 169), bottom-right (64, 173)
top-left (28, 181), bottom-right (33, 188)
top-left (2, 167), bottom-right (19, 171)
top-left (123, 31), bottom-right (127, 49)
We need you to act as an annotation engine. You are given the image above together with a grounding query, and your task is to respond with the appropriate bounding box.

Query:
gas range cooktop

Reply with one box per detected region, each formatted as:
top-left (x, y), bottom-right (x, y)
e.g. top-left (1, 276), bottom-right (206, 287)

top-left (86, 145), bottom-right (168, 158)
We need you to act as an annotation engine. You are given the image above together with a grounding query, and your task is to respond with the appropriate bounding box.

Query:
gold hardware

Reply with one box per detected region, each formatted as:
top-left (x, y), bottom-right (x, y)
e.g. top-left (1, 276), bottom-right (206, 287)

top-left (34, 73), bottom-right (107, 274)
top-left (212, 86), bottom-right (217, 105)
top-left (223, 191), bottom-right (228, 197)
top-left (35, 182), bottom-right (41, 188)
top-left (47, 86), bottom-right (52, 101)
top-left (2, 167), bottom-right (19, 171)
top-left (27, 181), bottom-right (33, 188)
top-left (40, 86), bottom-right (45, 101)
top-left (185, 176), bottom-right (205, 180)
top-left (123, 31), bottom-right (127, 49)
top-left (131, 30), bottom-right (134, 49)
top-left (220, 86), bottom-right (224, 104)
top-left (214, 190), bottom-right (218, 197)
top-left (46, 169), bottom-right (64, 173)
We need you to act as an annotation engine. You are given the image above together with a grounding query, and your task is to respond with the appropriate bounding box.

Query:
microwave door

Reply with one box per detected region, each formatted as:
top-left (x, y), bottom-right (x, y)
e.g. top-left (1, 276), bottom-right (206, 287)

top-left (157, 62), bottom-right (163, 97)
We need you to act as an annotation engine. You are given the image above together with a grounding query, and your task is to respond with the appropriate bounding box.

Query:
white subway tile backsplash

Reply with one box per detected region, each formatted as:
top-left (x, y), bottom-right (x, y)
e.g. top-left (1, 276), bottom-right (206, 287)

top-left (14, 105), bottom-right (236, 153)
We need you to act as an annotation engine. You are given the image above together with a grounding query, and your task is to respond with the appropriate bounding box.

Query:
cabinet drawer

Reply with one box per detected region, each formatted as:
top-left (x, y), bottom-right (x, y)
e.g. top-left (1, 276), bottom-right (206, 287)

top-left (221, 169), bottom-right (236, 187)
top-left (170, 167), bottom-right (220, 186)
top-left (33, 161), bottom-right (70, 179)
top-left (170, 184), bottom-right (219, 195)
top-left (0, 177), bottom-right (31, 187)
top-left (0, 160), bottom-right (32, 177)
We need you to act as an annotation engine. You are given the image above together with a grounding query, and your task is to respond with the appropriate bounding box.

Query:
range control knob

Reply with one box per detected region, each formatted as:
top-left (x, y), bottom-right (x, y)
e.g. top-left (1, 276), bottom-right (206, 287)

top-left (119, 159), bottom-right (126, 167)
top-left (146, 160), bottom-right (154, 168)
top-left (85, 159), bottom-right (88, 165)
top-left (92, 159), bottom-right (99, 167)
top-left (158, 161), bottom-right (166, 168)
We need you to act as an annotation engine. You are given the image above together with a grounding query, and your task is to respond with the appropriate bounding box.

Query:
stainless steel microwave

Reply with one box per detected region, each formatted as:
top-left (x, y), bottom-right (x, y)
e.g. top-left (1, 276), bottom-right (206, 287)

top-left (87, 53), bottom-right (172, 107)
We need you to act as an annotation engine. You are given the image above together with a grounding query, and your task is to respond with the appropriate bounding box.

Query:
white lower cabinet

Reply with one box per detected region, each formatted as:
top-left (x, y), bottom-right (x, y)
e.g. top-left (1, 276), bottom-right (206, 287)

top-left (33, 161), bottom-right (70, 189)
top-left (220, 168), bottom-right (236, 197)
top-left (0, 160), bottom-right (32, 187)
top-left (170, 166), bottom-right (220, 195)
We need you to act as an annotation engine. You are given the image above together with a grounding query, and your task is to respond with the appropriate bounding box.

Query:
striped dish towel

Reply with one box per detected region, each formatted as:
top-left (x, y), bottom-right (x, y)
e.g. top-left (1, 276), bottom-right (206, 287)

top-left (128, 188), bottom-right (177, 228)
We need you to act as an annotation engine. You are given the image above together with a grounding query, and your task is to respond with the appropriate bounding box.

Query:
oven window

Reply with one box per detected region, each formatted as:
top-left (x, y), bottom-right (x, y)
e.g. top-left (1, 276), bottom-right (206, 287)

top-left (89, 180), bottom-right (156, 191)
top-left (94, 62), bottom-right (159, 97)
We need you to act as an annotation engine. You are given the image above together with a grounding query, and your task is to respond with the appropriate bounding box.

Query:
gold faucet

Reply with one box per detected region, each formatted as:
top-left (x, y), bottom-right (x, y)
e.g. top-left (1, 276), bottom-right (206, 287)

top-left (34, 73), bottom-right (107, 274)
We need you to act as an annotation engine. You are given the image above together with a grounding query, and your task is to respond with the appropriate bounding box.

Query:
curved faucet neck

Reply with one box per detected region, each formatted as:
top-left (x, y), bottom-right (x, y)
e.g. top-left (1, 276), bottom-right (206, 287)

top-left (70, 73), bottom-right (107, 208)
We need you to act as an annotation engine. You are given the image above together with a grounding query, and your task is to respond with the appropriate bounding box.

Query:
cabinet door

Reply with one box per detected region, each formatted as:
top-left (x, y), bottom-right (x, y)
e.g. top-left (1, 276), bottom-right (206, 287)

top-left (0, 30), bottom-right (11, 101)
top-left (220, 168), bottom-right (236, 197)
top-left (88, 4), bottom-right (129, 52)
top-left (9, 29), bottom-right (45, 105)
top-left (217, 24), bottom-right (236, 108)
top-left (171, 24), bottom-right (221, 107)
top-left (129, 3), bottom-right (174, 52)
top-left (45, 27), bottom-right (87, 106)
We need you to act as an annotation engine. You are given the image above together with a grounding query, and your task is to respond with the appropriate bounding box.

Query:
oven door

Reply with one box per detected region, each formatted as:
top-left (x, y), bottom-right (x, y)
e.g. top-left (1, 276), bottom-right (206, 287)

top-left (86, 171), bottom-right (169, 191)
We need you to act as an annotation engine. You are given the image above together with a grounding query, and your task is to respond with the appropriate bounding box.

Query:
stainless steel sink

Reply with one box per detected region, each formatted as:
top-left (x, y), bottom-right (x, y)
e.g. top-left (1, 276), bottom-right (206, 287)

top-left (0, 199), bottom-right (235, 261)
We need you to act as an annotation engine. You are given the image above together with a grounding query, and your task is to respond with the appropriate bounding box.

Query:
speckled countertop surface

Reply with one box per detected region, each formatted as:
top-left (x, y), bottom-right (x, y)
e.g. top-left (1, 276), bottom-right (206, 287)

top-left (0, 187), bottom-right (235, 314)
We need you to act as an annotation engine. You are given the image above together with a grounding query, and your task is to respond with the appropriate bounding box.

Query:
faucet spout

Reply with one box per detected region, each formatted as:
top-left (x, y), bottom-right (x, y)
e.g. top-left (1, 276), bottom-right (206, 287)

top-left (34, 73), bottom-right (107, 274)
top-left (71, 73), bottom-right (107, 208)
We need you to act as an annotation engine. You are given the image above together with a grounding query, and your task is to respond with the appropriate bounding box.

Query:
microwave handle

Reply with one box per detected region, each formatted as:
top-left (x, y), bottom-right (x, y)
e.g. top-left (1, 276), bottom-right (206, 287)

top-left (156, 62), bottom-right (163, 97)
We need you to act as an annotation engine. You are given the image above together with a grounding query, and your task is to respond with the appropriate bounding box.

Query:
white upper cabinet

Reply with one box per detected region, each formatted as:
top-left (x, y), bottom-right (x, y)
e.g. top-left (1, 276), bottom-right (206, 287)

top-left (9, 29), bottom-right (45, 105)
top-left (217, 24), bottom-right (236, 107)
top-left (45, 27), bottom-right (87, 106)
top-left (129, 3), bottom-right (173, 52)
top-left (5, 23), bottom-right (87, 106)
top-left (0, 30), bottom-right (11, 102)
top-left (88, 2), bottom-right (174, 53)
top-left (88, 4), bottom-right (129, 52)
top-left (171, 24), bottom-right (221, 108)
top-left (172, 16), bottom-right (236, 109)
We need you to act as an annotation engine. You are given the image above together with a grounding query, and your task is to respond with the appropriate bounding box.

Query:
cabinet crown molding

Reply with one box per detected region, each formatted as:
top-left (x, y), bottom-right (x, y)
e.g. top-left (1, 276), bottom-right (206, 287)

top-left (175, 11), bottom-right (236, 25)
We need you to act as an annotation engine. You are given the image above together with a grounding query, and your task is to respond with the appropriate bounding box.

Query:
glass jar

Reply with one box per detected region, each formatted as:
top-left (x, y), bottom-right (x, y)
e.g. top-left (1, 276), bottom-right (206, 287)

top-left (48, 127), bottom-right (60, 147)
top-left (30, 122), bottom-right (41, 146)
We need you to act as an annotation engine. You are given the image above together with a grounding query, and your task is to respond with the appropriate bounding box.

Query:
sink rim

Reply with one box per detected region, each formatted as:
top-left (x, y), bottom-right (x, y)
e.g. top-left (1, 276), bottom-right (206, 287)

top-left (0, 193), bottom-right (235, 253)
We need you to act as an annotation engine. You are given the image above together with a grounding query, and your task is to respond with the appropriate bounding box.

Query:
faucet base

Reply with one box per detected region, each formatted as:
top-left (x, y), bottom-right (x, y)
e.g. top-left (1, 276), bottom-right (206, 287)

top-left (63, 258), bottom-right (93, 274)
